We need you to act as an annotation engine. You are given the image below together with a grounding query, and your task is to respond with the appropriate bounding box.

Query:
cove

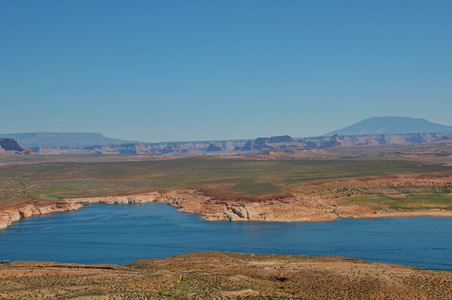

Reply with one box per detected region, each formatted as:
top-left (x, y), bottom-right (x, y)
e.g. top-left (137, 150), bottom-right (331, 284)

top-left (0, 203), bottom-right (451, 269)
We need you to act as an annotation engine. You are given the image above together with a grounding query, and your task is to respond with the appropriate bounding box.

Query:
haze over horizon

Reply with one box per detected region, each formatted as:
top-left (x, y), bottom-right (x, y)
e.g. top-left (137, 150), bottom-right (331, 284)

top-left (1, 1), bottom-right (451, 142)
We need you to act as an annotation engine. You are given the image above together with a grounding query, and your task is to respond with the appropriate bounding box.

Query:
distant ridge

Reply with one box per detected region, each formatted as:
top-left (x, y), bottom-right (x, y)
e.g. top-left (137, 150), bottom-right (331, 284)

top-left (324, 117), bottom-right (452, 136)
top-left (0, 132), bottom-right (136, 147)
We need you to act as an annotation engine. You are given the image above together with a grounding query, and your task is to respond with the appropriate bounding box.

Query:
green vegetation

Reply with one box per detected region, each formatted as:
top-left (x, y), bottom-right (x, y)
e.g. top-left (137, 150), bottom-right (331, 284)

top-left (0, 156), bottom-right (450, 204)
top-left (347, 192), bottom-right (452, 211)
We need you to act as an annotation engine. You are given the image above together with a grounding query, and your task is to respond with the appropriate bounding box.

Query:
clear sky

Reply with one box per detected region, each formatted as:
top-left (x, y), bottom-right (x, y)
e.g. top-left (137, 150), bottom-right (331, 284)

top-left (1, 1), bottom-right (451, 142)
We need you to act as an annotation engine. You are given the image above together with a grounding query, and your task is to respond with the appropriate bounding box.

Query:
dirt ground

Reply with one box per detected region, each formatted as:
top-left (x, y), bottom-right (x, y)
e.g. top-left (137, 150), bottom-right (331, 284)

top-left (1, 252), bottom-right (451, 299)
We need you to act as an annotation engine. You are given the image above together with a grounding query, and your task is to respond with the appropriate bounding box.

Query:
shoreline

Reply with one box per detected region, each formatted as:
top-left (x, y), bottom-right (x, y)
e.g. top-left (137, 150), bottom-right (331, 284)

top-left (1, 191), bottom-right (451, 229)
top-left (358, 211), bottom-right (452, 218)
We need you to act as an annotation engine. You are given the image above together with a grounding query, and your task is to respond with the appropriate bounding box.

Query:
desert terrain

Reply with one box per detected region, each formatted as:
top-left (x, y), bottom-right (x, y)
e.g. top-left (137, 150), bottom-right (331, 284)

top-left (1, 252), bottom-right (451, 299)
top-left (0, 143), bottom-right (451, 298)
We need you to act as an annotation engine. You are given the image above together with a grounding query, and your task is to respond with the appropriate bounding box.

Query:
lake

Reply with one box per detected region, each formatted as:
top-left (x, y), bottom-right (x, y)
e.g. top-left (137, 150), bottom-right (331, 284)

top-left (0, 203), bottom-right (451, 269)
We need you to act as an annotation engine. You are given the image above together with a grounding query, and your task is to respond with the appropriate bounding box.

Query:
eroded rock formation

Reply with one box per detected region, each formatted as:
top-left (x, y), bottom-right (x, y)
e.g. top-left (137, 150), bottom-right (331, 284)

top-left (0, 202), bottom-right (82, 229)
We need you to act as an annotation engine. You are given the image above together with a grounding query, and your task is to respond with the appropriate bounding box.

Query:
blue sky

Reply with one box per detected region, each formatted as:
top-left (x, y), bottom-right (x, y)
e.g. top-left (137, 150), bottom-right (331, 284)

top-left (1, 1), bottom-right (451, 142)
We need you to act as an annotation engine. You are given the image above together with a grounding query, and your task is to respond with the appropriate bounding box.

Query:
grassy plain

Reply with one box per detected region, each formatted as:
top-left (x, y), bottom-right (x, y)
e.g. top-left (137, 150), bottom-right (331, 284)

top-left (346, 192), bottom-right (452, 211)
top-left (0, 155), bottom-right (451, 206)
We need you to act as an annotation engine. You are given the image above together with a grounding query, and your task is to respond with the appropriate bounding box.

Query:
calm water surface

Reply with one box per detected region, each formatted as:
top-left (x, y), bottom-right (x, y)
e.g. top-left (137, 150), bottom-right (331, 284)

top-left (0, 203), bottom-right (451, 269)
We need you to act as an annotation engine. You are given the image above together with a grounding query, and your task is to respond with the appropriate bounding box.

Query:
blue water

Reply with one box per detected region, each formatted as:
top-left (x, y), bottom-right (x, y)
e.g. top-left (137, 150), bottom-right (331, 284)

top-left (0, 203), bottom-right (451, 269)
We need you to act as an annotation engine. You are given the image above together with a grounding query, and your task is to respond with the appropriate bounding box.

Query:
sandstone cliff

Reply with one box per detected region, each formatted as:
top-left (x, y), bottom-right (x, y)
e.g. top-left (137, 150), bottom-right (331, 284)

top-left (0, 202), bottom-right (82, 229)
top-left (0, 194), bottom-right (164, 230)
top-left (160, 190), bottom-right (374, 222)
top-left (234, 133), bottom-right (452, 152)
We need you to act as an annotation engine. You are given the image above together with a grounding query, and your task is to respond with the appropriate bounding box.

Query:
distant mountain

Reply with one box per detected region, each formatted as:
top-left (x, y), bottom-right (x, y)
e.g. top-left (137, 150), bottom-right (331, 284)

top-left (5, 126), bottom-right (452, 155)
top-left (0, 132), bottom-right (136, 147)
top-left (324, 117), bottom-right (452, 136)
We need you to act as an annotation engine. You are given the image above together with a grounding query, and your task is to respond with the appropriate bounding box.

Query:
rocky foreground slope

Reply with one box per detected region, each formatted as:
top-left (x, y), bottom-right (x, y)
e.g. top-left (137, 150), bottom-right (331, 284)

top-left (1, 252), bottom-right (451, 299)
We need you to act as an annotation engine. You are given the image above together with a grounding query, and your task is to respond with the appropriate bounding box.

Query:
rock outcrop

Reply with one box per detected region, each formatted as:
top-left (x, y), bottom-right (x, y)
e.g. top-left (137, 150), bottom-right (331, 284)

top-left (159, 190), bottom-right (343, 222)
top-left (0, 194), bottom-right (164, 230)
top-left (0, 138), bottom-right (29, 153)
top-left (206, 143), bottom-right (222, 152)
top-left (66, 193), bottom-right (163, 204)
